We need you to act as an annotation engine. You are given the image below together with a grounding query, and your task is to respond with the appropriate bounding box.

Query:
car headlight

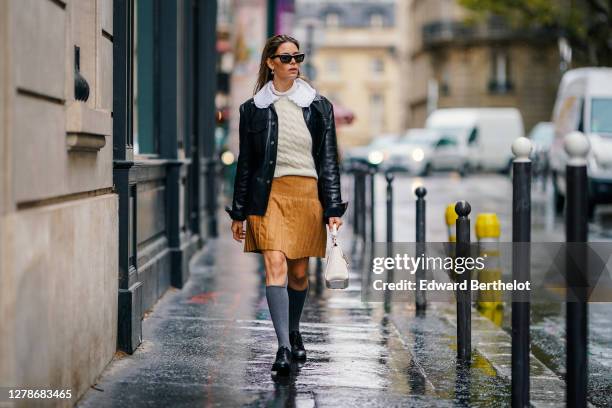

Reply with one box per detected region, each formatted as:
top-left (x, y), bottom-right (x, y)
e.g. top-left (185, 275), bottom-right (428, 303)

top-left (412, 148), bottom-right (425, 162)
top-left (368, 150), bottom-right (384, 165)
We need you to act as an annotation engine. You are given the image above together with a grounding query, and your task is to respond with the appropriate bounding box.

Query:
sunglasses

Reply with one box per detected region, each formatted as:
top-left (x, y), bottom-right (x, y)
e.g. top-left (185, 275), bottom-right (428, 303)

top-left (271, 53), bottom-right (305, 64)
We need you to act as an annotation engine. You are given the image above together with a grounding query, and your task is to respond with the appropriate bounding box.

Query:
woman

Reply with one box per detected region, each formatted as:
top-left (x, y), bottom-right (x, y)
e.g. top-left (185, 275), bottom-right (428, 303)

top-left (225, 34), bottom-right (348, 376)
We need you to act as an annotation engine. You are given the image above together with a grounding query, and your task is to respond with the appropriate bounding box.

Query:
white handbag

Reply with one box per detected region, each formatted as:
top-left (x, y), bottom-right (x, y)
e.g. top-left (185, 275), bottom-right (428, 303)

top-left (324, 224), bottom-right (350, 289)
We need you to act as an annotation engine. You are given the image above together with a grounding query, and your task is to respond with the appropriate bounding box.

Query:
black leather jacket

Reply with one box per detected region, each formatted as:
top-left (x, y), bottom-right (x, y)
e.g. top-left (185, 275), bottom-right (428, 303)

top-left (225, 93), bottom-right (348, 224)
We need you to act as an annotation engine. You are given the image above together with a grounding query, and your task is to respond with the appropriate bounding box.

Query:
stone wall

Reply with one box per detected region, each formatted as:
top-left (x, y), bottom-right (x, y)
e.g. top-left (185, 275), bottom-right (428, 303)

top-left (410, 43), bottom-right (559, 132)
top-left (0, 0), bottom-right (118, 405)
top-left (0, 196), bottom-right (118, 407)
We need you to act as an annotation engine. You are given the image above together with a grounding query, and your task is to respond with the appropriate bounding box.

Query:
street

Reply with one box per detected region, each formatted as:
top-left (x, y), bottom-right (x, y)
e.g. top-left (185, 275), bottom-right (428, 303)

top-left (366, 171), bottom-right (612, 407)
top-left (363, 172), bottom-right (612, 244)
top-left (76, 172), bottom-right (612, 407)
top-left (77, 205), bottom-right (459, 407)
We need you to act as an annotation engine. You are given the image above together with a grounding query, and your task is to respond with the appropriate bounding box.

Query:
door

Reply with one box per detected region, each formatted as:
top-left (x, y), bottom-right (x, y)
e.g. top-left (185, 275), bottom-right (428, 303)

top-left (431, 135), bottom-right (460, 170)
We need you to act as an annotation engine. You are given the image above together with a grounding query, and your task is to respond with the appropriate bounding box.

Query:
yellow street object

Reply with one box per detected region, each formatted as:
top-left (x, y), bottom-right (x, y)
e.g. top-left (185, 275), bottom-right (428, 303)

top-left (445, 204), bottom-right (458, 242)
top-left (475, 213), bottom-right (503, 324)
top-left (475, 213), bottom-right (501, 240)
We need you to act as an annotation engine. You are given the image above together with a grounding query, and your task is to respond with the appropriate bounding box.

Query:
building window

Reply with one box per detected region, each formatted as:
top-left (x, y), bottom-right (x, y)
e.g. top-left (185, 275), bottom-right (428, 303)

top-left (370, 93), bottom-right (385, 135)
top-left (133, 0), bottom-right (159, 155)
top-left (370, 13), bottom-right (383, 28)
top-left (440, 69), bottom-right (450, 96)
top-left (371, 58), bottom-right (384, 75)
top-left (325, 12), bottom-right (339, 27)
top-left (488, 48), bottom-right (513, 94)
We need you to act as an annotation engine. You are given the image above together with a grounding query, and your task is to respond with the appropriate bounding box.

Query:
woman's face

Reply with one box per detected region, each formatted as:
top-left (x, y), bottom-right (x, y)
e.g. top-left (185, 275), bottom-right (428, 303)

top-left (267, 41), bottom-right (301, 81)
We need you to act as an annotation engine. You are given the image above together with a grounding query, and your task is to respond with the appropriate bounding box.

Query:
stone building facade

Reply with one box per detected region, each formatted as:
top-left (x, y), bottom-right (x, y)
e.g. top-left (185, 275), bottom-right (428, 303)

top-left (407, 0), bottom-right (561, 132)
top-left (0, 1), bottom-right (117, 404)
top-left (0, 0), bottom-right (219, 405)
top-left (295, 0), bottom-right (404, 147)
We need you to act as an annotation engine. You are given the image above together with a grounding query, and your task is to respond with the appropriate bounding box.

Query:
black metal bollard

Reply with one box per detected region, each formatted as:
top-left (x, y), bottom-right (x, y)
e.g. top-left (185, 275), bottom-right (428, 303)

top-left (511, 137), bottom-right (533, 408)
top-left (206, 157), bottom-right (220, 237)
top-left (415, 187), bottom-right (427, 312)
top-left (315, 257), bottom-right (323, 296)
top-left (564, 132), bottom-right (590, 408)
top-left (360, 164), bottom-right (368, 244)
top-left (385, 171), bottom-right (394, 243)
top-left (415, 187), bottom-right (427, 242)
top-left (350, 161), bottom-right (369, 265)
top-left (384, 170), bottom-right (395, 313)
top-left (369, 165), bottom-right (377, 243)
top-left (455, 200), bottom-right (472, 363)
top-left (345, 163), bottom-right (354, 229)
top-left (352, 163), bottom-right (361, 238)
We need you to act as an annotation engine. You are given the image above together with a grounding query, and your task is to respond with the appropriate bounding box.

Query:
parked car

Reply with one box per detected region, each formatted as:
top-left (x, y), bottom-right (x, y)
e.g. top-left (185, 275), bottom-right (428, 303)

top-left (387, 127), bottom-right (471, 176)
top-left (549, 67), bottom-right (612, 216)
top-left (385, 129), bottom-right (441, 175)
top-left (343, 133), bottom-right (401, 166)
top-left (425, 108), bottom-right (525, 174)
top-left (528, 122), bottom-right (555, 181)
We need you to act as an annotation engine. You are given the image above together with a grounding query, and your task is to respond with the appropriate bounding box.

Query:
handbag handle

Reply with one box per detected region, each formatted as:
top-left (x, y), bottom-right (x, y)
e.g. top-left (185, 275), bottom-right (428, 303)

top-left (331, 223), bottom-right (338, 246)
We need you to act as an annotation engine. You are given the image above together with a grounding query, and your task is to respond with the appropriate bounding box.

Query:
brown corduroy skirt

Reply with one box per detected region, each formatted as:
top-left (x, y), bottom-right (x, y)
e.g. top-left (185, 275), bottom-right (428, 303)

top-left (244, 175), bottom-right (327, 259)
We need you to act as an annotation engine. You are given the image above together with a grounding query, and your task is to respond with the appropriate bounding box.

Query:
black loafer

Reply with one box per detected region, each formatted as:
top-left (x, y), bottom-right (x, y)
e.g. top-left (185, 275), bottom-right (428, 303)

top-left (289, 331), bottom-right (307, 360)
top-left (271, 346), bottom-right (292, 375)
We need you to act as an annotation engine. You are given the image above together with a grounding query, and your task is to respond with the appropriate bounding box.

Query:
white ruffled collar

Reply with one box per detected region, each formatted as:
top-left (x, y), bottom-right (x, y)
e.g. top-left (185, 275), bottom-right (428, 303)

top-left (253, 78), bottom-right (317, 109)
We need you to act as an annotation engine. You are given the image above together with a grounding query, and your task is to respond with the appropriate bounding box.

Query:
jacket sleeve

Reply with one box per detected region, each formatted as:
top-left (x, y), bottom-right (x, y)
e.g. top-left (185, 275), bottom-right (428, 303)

top-left (319, 97), bottom-right (349, 222)
top-left (225, 103), bottom-right (251, 221)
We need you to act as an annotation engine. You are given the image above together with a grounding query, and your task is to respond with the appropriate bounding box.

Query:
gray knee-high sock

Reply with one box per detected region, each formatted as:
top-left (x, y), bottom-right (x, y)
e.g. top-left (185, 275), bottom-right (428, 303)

top-left (266, 285), bottom-right (290, 349)
top-left (288, 284), bottom-right (309, 332)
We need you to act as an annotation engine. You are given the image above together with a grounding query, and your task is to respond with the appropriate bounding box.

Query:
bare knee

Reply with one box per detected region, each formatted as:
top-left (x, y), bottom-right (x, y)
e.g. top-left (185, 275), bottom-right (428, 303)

top-left (288, 258), bottom-right (309, 290)
top-left (263, 250), bottom-right (287, 286)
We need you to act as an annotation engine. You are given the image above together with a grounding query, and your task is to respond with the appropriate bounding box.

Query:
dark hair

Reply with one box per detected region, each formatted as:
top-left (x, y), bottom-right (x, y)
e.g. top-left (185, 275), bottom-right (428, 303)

top-left (253, 34), bottom-right (311, 95)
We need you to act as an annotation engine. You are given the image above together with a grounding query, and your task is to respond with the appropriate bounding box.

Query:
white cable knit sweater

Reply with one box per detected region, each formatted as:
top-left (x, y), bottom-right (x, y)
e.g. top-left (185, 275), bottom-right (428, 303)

top-left (271, 81), bottom-right (318, 179)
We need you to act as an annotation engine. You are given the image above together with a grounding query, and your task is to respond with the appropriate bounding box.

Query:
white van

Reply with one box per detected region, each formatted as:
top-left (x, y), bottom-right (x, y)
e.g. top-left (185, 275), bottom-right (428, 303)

top-left (549, 67), bottom-right (612, 216)
top-left (425, 108), bottom-right (524, 173)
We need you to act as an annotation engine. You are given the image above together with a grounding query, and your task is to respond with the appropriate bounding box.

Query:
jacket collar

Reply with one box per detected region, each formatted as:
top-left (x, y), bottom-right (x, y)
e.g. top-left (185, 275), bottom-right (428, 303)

top-left (253, 78), bottom-right (317, 109)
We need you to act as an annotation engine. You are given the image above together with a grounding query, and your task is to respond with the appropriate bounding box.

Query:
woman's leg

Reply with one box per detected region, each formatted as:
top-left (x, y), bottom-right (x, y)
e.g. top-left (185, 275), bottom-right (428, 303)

top-left (287, 257), bottom-right (309, 332)
top-left (262, 250), bottom-right (290, 349)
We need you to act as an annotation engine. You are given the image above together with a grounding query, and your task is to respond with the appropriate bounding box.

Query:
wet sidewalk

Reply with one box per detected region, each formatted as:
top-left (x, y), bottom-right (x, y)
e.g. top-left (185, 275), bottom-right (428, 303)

top-left (76, 211), bottom-right (551, 407)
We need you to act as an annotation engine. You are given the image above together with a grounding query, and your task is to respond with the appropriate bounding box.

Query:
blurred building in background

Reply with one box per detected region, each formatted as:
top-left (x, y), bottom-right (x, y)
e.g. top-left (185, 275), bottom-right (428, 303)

top-left (268, 0), bottom-right (297, 36)
top-left (295, 0), bottom-right (404, 147)
top-left (216, 0), bottom-right (234, 138)
top-left (215, 0), bottom-right (236, 197)
top-left (227, 0), bottom-right (268, 154)
top-left (0, 0), bottom-right (219, 404)
top-left (407, 0), bottom-right (561, 132)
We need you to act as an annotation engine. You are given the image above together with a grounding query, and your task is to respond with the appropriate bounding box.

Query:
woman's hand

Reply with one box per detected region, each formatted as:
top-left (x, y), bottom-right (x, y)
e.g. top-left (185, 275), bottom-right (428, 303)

top-left (231, 220), bottom-right (246, 242)
top-left (327, 217), bottom-right (343, 233)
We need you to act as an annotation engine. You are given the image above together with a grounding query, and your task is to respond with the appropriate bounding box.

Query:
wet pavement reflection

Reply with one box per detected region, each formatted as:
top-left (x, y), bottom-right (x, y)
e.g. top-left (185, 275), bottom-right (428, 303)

top-left (373, 172), bottom-right (612, 407)
top-left (77, 172), bottom-right (612, 407)
top-left (78, 212), bottom-right (462, 407)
